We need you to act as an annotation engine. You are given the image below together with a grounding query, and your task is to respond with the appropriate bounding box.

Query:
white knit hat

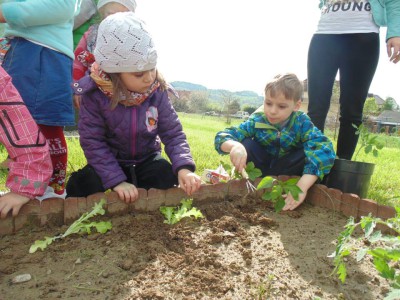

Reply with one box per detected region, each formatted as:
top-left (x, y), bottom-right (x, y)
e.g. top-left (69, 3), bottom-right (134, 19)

top-left (97, 0), bottom-right (137, 12)
top-left (94, 12), bottom-right (157, 73)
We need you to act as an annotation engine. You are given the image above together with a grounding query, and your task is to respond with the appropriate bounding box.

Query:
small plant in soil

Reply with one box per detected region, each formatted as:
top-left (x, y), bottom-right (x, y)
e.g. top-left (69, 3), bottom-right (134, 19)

top-left (159, 198), bottom-right (204, 225)
top-left (352, 123), bottom-right (384, 161)
top-left (220, 161), bottom-right (262, 192)
top-left (329, 208), bottom-right (400, 299)
top-left (256, 177), bottom-right (301, 212)
top-left (29, 199), bottom-right (112, 253)
top-left (219, 161), bottom-right (262, 181)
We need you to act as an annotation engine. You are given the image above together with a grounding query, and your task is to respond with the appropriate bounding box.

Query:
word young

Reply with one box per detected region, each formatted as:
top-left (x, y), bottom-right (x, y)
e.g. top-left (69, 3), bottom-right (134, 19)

top-left (322, 1), bottom-right (371, 14)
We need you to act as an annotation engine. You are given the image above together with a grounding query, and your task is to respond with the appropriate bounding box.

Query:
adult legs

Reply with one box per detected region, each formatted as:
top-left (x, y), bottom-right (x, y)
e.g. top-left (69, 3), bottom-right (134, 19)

top-left (307, 34), bottom-right (340, 132)
top-left (336, 33), bottom-right (380, 160)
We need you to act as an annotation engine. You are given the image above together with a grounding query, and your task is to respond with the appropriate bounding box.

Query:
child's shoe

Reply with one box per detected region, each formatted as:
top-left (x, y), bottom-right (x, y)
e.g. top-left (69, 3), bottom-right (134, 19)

top-left (36, 186), bottom-right (66, 201)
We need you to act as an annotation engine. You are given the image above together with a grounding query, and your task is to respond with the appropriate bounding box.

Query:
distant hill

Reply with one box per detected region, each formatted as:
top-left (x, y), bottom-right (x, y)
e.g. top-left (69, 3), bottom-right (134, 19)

top-left (170, 81), bottom-right (208, 91)
top-left (170, 81), bottom-right (263, 107)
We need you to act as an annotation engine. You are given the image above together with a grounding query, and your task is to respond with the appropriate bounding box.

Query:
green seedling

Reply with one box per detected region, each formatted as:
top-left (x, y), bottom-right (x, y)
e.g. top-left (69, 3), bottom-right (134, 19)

top-left (352, 123), bottom-right (384, 161)
top-left (219, 161), bottom-right (262, 181)
top-left (257, 176), bottom-right (301, 212)
top-left (219, 161), bottom-right (262, 192)
top-left (160, 198), bottom-right (204, 225)
top-left (329, 209), bottom-right (400, 299)
top-left (29, 199), bottom-right (112, 253)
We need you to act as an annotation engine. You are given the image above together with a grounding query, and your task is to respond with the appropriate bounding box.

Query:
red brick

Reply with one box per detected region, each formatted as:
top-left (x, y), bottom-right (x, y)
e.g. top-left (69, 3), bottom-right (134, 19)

top-left (193, 183), bottom-right (227, 202)
top-left (133, 188), bottom-right (147, 211)
top-left (0, 217), bottom-right (14, 236)
top-left (358, 198), bottom-right (378, 218)
top-left (377, 204), bottom-right (396, 220)
top-left (105, 192), bottom-right (130, 216)
top-left (14, 199), bottom-right (41, 232)
top-left (165, 187), bottom-right (187, 206)
top-left (305, 184), bottom-right (328, 207)
top-left (64, 197), bottom-right (81, 224)
top-left (227, 179), bottom-right (248, 197)
top-left (39, 198), bottom-right (64, 226)
top-left (87, 193), bottom-right (106, 211)
top-left (147, 188), bottom-right (166, 211)
top-left (305, 184), bottom-right (321, 206)
top-left (323, 188), bottom-right (342, 212)
top-left (340, 193), bottom-right (360, 218)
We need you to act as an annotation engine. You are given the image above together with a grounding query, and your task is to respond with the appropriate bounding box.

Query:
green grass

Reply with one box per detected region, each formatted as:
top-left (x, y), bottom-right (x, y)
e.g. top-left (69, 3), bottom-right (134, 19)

top-left (177, 113), bottom-right (242, 174)
top-left (1, 113), bottom-right (399, 206)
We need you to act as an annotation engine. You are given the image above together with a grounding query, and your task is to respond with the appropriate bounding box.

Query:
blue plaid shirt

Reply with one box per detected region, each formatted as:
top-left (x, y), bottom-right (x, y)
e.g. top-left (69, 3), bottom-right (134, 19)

top-left (215, 111), bottom-right (336, 179)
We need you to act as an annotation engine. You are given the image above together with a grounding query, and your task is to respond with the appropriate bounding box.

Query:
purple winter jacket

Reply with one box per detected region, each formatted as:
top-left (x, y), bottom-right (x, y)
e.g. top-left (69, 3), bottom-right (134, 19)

top-left (74, 76), bottom-right (196, 189)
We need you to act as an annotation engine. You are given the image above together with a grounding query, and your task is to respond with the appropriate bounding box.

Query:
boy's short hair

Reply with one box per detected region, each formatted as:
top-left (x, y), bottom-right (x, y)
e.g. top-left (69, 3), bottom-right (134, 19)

top-left (264, 73), bottom-right (303, 101)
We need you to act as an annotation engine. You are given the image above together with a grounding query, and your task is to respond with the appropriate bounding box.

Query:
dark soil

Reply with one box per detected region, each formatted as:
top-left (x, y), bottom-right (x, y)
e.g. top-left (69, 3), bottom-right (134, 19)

top-left (0, 195), bottom-right (389, 299)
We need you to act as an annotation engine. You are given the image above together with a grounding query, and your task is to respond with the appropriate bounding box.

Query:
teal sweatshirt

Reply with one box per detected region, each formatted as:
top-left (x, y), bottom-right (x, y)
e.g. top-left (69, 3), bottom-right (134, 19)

top-left (1, 0), bottom-right (81, 59)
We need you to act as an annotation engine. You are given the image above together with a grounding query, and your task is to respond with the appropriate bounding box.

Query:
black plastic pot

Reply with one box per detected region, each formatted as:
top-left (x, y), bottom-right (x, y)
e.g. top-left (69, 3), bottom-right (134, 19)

top-left (323, 158), bottom-right (375, 198)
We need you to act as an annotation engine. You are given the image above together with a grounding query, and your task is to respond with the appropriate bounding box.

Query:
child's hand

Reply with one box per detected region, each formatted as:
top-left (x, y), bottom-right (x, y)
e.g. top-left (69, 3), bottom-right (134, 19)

top-left (178, 169), bottom-right (202, 196)
top-left (113, 181), bottom-right (138, 203)
top-left (282, 190), bottom-right (306, 211)
top-left (282, 174), bottom-right (317, 211)
top-left (0, 192), bottom-right (30, 219)
top-left (230, 144), bottom-right (247, 172)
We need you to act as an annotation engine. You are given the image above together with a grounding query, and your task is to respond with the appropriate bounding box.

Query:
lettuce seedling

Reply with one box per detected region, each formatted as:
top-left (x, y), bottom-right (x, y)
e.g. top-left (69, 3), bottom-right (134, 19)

top-left (160, 198), bottom-right (204, 225)
top-left (29, 199), bottom-right (112, 253)
top-left (257, 176), bottom-right (301, 212)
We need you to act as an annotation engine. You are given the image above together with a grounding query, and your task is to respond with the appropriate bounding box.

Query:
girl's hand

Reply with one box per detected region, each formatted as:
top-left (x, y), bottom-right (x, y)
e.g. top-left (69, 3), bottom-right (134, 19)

top-left (230, 144), bottom-right (247, 172)
top-left (0, 192), bottom-right (30, 219)
top-left (178, 169), bottom-right (202, 196)
top-left (113, 181), bottom-right (138, 203)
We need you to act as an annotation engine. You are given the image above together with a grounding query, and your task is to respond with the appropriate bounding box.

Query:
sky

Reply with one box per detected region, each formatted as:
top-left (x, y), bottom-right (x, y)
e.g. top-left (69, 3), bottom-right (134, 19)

top-left (136, 0), bottom-right (400, 104)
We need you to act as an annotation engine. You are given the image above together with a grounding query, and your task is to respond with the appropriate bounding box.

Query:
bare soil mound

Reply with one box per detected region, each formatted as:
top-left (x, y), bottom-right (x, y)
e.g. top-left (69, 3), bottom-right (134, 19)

top-left (0, 196), bottom-right (389, 299)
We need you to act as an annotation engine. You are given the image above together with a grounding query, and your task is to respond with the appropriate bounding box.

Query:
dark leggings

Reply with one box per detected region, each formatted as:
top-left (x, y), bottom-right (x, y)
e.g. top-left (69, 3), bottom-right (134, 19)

top-left (66, 154), bottom-right (179, 198)
top-left (307, 33), bottom-right (380, 160)
top-left (242, 138), bottom-right (305, 177)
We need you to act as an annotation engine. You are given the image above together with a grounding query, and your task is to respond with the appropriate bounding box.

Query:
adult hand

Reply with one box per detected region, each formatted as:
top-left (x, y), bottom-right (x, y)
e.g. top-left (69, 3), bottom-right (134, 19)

top-left (113, 181), bottom-right (138, 203)
top-left (0, 192), bottom-right (30, 219)
top-left (178, 169), bottom-right (202, 196)
top-left (230, 144), bottom-right (247, 173)
top-left (387, 37), bottom-right (400, 64)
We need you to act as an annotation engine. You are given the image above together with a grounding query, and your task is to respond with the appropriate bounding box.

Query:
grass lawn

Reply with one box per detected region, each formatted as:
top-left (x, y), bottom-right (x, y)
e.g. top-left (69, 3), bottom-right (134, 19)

top-left (1, 113), bottom-right (399, 206)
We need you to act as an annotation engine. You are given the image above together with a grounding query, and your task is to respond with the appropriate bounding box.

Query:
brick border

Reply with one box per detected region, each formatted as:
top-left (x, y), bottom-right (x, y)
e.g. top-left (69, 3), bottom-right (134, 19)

top-left (0, 180), bottom-right (396, 236)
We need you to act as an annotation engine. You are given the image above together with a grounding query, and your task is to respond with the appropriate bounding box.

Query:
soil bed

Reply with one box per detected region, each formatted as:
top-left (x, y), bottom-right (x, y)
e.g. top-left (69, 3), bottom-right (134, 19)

top-left (0, 196), bottom-right (389, 299)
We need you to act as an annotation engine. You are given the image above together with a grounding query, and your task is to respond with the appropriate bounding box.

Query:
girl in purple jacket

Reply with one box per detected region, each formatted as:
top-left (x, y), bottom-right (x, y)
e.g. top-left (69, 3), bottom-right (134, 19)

top-left (67, 12), bottom-right (201, 203)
